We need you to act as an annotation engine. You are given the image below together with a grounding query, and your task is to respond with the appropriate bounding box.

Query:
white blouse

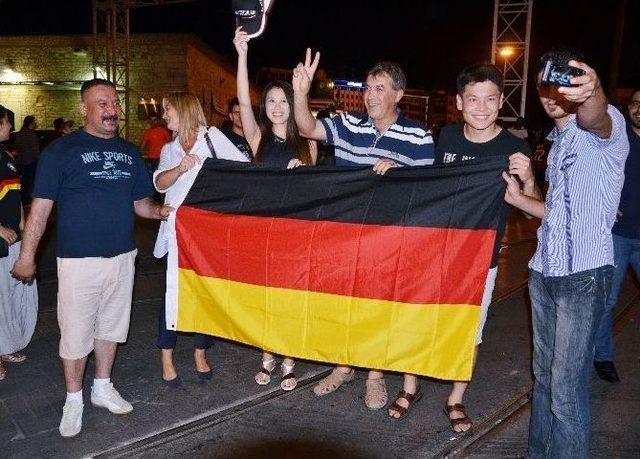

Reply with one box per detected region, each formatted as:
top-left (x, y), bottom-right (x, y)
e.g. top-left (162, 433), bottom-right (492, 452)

top-left (152, 126), bottom-right (250, 258)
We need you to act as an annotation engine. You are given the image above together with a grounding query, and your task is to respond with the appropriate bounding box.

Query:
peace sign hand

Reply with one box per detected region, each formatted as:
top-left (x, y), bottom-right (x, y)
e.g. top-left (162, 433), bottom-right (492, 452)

top-left (292, 48), bottom-right (320, 96)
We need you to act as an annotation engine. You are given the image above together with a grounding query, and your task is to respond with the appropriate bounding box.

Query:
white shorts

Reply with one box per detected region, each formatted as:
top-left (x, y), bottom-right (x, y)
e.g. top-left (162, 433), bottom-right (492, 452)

top-left (57, 249), bottom-right (137, 360)
top-left (476, 266), bottom-right (498, 345)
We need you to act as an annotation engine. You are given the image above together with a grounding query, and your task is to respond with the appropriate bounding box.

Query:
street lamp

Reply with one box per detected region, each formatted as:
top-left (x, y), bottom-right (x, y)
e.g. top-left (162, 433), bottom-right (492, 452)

top-left (498, 46), bottom-right (515, 76)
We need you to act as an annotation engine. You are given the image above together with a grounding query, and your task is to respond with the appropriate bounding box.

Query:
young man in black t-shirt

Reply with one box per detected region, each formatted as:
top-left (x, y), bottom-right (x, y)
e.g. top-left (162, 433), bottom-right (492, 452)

top-left (388, 65), bottom-right (540, 426)
top-left (221, 97), bottom-right (253, 161)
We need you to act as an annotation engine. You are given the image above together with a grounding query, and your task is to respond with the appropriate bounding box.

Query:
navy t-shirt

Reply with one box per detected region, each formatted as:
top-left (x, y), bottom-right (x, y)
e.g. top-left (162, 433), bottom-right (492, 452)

top-left (612, 125), bottom-right (640, 239)
top-left (34, 129), bottom-right (154, 258)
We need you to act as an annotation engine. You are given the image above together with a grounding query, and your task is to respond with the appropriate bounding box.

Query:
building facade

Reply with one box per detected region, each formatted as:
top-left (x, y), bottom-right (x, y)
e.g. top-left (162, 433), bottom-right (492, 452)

top-left (0, 34), bottom-right (260, 145)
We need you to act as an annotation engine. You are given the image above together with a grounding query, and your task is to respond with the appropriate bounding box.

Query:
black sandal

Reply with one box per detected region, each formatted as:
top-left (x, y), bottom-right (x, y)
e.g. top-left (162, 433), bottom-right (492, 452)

top-left (444, 402), bottom-right (473, 432)
top-left (387, 385), bottom-right (423, 420)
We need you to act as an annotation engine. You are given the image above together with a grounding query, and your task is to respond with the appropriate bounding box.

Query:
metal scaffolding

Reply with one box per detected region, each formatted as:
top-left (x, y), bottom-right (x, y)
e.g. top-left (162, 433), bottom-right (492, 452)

top-left (92, 0), bottom-right (195, 139)
top-left (491, 0), bottom-right (533, 122)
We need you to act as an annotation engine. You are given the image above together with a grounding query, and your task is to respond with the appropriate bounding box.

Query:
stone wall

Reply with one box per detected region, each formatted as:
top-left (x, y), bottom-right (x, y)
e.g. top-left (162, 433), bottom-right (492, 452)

top-left (0, 33), bottom-right (259, 146)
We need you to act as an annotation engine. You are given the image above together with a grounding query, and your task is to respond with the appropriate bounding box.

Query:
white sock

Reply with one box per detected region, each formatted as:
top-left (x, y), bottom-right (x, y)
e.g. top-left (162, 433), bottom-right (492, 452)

top-left (65, 390), bottom-right (83, 404)
top-left (93, 377), bottom-right (111, 393)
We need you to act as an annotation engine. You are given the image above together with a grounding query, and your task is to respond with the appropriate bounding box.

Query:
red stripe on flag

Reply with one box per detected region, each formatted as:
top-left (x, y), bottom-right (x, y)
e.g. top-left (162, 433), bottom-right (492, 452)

top-left (177, 206), bottom-right (495, 305)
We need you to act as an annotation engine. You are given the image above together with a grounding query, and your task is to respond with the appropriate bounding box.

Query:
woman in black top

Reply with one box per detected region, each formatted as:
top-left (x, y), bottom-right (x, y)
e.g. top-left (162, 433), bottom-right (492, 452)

top-left (0, 105), bottom-right (38, 380)
top-left (234, 27), bottom-right (317, 391)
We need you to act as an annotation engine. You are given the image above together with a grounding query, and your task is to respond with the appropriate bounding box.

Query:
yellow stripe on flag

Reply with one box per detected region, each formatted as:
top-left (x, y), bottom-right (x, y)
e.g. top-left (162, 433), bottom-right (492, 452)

top-left (0, 183), bottom-right (20, 200)
top-left (176, 268), bottom-right (480, 380)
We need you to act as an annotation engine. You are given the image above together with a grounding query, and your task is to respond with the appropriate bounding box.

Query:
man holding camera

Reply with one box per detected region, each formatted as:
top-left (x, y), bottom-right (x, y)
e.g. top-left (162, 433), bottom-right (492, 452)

top-left (503, 48), bottom-right (629, 458)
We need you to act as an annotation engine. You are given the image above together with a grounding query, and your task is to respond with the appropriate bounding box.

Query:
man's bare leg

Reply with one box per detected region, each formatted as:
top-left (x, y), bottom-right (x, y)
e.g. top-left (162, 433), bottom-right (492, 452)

top-left (62, 356), bottom-right (88, 393)
top-left (445, 346), bottom-right (478, 432)
top-left (313, 365), bottom-right (355, 396)
top-left (94, 339), bottom-right (117, 379)
top-left (388, 373), bottom-right (420, 418)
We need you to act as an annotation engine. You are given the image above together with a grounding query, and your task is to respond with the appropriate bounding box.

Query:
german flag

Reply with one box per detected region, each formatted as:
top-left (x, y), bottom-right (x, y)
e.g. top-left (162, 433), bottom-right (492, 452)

top-left (0, 178), bottom-right (20, 200)
top-left (166, 158), bottom-right (506, 380)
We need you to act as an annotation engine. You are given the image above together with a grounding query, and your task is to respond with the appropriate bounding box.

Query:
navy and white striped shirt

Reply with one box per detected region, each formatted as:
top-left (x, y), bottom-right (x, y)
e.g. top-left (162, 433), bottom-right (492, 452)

top-left (320, 112), bottom-right (434, 167)
top-left (530, 105), bottom-right (629, 277)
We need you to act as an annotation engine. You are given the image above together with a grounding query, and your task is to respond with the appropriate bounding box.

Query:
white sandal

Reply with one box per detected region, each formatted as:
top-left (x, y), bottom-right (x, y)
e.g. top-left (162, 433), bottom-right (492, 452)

top-left (255, 358), bottom-right (276, 385)
top-left (280, 362), bottom-right (297, 391)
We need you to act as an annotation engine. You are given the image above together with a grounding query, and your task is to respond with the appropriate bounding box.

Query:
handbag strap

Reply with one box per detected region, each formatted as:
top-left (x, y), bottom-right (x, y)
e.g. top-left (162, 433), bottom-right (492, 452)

top-left (203, 127), bottom-right (217, 159)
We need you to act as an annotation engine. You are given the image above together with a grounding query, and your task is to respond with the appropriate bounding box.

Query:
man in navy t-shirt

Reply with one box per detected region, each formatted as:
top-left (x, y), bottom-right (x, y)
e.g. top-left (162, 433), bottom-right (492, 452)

top-left (11, 79), bottom-right (172, 438)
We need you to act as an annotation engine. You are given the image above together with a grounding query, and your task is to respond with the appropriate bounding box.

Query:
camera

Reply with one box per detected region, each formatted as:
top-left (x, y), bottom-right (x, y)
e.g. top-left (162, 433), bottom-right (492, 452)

top-left (541, 60), bottom-right (586, 87)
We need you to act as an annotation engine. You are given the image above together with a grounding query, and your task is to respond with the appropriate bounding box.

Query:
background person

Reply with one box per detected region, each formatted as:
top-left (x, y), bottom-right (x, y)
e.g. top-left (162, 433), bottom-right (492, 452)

top-left (221, 97), bottom-right (253, 161)
top-left (0, 105), bottom-right (38, 381)
top-left (141, 115), bottom-right (172, 173)
top-left (592, 88), bottom-right (640, 382)
top-left (13, 115), bottom-right (40, 205)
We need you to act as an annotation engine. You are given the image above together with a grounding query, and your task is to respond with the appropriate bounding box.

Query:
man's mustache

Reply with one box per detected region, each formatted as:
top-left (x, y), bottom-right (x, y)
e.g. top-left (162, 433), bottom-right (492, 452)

top-left (102, 115), bottom-right (119, 122)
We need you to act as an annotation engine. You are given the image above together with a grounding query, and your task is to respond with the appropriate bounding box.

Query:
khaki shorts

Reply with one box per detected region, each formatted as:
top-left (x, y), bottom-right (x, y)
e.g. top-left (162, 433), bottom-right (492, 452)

top-left (57, 249), bottom-right (137, 360)
top-left (476, 266), bottom-right (498, 345)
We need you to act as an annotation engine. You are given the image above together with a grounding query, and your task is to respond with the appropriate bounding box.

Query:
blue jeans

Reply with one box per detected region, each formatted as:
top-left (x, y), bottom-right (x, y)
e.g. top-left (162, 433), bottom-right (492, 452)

top-left (594, 234), bottom-right (640, 361)
top-left (527, 266), bottom-right (612, 459)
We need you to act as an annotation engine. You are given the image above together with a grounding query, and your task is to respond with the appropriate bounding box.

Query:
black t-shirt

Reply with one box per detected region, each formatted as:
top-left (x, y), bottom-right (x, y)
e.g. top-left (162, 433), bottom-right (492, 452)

top-left (435, 123), bottom-right (532, 267)
top-left (222, 129), bottom-right (253, 162)
top-left (34, 129), bottom-right (154, 258)
top-left (0, 150), bottom-right (22, 237)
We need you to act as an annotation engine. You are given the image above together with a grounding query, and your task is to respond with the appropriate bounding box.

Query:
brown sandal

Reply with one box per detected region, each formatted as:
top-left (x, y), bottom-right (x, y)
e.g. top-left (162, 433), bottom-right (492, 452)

top-left (444, 402), bottom-right (473, 432)
top-left (1, 353), bottom-right (26, 363)
top-left (387, 385), bottom-right (423, 420)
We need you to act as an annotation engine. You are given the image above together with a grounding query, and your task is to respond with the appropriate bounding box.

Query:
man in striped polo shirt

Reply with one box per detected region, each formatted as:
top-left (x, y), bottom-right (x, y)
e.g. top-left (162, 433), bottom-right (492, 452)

top-left (503, 48), bottom-right (629, 458)
top-left (292, 50), bottom-right (434, 410)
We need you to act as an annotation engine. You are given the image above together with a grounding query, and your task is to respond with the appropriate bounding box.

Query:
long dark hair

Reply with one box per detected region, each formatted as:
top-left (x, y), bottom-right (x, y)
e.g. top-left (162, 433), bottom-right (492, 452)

top-left (256, 80), bottom-right (311, 164)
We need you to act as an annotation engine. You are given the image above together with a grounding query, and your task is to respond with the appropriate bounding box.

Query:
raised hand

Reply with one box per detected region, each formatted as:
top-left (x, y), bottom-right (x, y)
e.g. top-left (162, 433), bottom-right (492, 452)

top-left (557, 60), bottom-right (600, 104)
top-left (292, 47), bottom-right (320, 96)
top-left (233, 26), bottom-right (249, 56)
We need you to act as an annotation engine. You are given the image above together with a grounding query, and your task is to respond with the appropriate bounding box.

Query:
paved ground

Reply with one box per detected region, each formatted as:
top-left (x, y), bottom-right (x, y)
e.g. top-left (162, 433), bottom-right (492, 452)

top-left (1, 211), bottom-right (638, 458)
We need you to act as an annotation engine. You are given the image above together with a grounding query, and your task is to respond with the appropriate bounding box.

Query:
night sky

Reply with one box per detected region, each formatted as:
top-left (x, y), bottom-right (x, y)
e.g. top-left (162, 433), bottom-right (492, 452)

top-left (1, 0), bottom-right (638, 124)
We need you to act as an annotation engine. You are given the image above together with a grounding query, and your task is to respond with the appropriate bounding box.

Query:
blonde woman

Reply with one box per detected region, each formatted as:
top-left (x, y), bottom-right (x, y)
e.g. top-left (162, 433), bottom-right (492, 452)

top-left (153, 91), bottom-right (250, 386)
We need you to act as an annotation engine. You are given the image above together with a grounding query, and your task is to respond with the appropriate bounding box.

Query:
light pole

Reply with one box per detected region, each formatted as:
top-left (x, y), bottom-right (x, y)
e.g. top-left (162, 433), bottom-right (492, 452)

top-left (498, 46), bottom-right (514, 75)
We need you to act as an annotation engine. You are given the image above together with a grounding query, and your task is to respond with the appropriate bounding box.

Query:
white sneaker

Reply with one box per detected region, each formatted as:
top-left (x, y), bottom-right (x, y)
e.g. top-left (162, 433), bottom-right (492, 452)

top-left (59, 400), bottom-right (84, 438)
top-left (90, 382), bottom-right (133, 414)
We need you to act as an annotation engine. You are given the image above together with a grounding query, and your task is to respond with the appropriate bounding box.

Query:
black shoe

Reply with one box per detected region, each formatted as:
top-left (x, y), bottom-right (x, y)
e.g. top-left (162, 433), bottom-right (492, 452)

top-left (163, 375), bottom-right (186, 389)
top-left (196, 369), bottom-right (213, 382)
top-left (594, 360), bottom-right (620, 382)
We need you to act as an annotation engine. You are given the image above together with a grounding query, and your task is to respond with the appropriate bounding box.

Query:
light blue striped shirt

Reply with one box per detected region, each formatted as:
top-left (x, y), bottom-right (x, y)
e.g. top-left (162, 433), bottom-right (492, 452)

top-left (530, 105), bottom-right (629, 276)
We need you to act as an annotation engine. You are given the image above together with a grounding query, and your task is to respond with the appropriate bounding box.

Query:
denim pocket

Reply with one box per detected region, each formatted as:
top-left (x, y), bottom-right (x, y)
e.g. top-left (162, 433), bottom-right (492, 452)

top-left (570, 270), bottom-right (596, 294)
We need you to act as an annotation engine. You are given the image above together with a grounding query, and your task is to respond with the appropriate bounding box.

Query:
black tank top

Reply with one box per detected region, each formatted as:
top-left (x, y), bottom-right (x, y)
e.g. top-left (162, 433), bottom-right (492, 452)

top-left (259, 135), bottom-right (298, 169)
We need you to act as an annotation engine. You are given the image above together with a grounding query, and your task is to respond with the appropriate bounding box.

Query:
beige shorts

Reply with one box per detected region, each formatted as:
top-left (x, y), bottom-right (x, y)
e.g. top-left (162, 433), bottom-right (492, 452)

top-left (57, 249), bottom-right (137, 360)
top-left (476, 266), bottom-right (498, 345)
